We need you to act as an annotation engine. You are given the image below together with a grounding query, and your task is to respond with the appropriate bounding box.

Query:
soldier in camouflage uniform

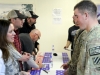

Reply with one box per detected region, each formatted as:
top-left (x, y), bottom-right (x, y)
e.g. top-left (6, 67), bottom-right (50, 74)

top-left (73, 1), bottom-right (100, 75)
top-left (61, 29), bottom-right (87, 75)
top-left (77, 25), bottom-right (100, 75)
top-left (67, 29), bottom-right (87, 75)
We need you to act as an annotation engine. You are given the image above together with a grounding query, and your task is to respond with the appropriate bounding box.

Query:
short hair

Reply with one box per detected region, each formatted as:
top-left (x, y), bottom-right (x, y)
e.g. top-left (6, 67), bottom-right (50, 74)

top-left (30, 29), bottom-right (41, 38)
top-left (74, 1), bottom-right (97, 17)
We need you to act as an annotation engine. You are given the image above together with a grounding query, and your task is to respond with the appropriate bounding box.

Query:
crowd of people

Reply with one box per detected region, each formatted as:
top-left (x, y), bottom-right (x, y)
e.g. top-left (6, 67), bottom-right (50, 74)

top-left (0, 0), bottom-right (100, 75)
top-left (0, 9), bottom-right (42, 75)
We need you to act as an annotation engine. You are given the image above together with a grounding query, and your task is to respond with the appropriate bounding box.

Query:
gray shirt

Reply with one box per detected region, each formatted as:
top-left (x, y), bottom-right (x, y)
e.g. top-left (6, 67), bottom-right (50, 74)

top-left (19, 33), bottom-right (35, 54)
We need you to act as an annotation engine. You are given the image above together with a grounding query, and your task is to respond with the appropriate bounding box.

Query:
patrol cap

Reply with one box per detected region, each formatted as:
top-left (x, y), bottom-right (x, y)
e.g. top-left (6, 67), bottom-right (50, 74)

top-left (7, 10), bottom-right (26, 19)
top-left (25, 11), bottom-right (39, 19)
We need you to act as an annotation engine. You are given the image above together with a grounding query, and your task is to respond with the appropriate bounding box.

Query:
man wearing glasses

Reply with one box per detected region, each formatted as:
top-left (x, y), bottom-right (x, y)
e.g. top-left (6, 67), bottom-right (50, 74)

top-left (19, 29), bottom-right (41, 71)
top-left (19, 11), bottom-right (40, 53)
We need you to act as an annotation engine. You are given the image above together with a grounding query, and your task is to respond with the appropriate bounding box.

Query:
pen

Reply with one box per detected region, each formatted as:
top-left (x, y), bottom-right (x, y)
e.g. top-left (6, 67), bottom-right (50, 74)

top-left (43, 70), bottom-right (48, 73)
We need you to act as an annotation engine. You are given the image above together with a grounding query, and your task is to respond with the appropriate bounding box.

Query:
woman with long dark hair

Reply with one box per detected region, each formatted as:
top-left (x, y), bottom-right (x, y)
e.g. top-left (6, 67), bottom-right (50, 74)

top-left (0, 20), bottom-right (31, 75)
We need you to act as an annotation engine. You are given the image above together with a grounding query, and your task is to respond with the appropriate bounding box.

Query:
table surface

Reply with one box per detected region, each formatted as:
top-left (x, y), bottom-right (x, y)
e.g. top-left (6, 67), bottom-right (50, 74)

top-left (31, 52), bottom-right (69, 75)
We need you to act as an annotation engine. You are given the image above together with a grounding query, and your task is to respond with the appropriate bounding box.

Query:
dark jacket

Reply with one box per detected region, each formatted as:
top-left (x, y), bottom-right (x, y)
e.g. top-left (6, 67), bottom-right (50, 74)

top-left (19, 19), bottom-right (39, 50)
top-left (19, 19), bottom-right (36, 33)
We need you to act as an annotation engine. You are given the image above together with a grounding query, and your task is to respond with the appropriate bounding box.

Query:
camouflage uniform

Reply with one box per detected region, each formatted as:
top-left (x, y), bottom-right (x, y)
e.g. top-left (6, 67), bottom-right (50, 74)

top-left (67, 29), bottom-right (87, 75)
top-left (77, 25), bottom-right (100, 75)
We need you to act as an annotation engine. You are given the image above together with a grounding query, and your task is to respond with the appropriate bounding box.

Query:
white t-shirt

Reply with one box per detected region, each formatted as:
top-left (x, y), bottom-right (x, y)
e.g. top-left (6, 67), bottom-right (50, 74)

top-left (0, 49), bottom-right (5, 75)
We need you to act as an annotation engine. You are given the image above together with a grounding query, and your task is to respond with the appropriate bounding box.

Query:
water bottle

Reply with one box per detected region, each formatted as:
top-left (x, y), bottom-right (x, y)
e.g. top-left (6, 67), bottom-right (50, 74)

top-left (52, 45), bottom-right (54, 53)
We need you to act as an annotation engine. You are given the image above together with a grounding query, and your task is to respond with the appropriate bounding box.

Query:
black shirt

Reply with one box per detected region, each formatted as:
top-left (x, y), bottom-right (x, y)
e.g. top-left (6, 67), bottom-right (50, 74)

top-left (19, 20), bottom-right (39, 49)
top-left (68, 25), bottom-right (79, 49)
top-left (19, 20), bottom-right (36, 33)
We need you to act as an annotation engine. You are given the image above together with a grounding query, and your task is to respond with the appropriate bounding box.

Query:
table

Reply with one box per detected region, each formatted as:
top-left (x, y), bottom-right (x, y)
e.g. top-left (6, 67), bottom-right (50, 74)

top-left (31, 52), bottom-right (69, 75)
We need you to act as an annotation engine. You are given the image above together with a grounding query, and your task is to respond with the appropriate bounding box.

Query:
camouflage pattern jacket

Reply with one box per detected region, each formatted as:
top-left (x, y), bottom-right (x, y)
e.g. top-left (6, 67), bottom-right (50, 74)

top-left (77, 25), bottom-right (100, 75)
top-left (68, 29), bottom-right (87, 75)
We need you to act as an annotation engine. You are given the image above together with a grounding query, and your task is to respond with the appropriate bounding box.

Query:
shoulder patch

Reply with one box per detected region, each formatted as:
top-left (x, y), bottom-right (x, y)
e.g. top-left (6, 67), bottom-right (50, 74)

top-left (92, 56), bottom-right (100, 65)
top-left (89, 46), bottom-right (100, 56)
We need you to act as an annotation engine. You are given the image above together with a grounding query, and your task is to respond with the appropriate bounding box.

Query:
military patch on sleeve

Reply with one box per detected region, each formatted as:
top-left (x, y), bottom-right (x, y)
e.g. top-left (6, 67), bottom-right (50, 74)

top-left (92, 56), bottom-right (100, 65)
top-left (89, 46), bottom-right (100, 56)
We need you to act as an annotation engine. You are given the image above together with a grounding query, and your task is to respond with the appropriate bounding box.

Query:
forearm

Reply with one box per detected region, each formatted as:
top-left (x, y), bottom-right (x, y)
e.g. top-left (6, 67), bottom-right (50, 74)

top-left (65, 41), bottom-right (71, 48)
top-left (18, 57), bottom-right (25, 61)
top-left (26, 56), bottom-right (39, 68)
top-left (18, 54), bottom-right (30, 62)
top-left (20, 71), bottom-right (31, 75)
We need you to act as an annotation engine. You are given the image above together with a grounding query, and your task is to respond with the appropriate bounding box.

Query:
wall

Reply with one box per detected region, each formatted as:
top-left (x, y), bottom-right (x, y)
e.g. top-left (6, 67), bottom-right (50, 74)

top-left (92, 0), bottom-right (100, 4)
top-left (35, 0), bottom-right (78, 56)
top-left (0, 0), bottom-right (82, 59)
top-left (1, 0), bottom-right (100, 59)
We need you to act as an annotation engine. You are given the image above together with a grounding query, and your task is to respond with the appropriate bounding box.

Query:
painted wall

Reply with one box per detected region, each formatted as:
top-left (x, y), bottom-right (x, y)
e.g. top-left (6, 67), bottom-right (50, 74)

top-left (3, 0), bottom-right (100, 59)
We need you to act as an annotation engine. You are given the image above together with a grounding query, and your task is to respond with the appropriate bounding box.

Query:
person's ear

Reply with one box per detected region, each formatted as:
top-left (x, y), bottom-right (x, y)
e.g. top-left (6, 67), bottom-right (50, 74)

top-left (27, 17), bottom-right (30, 20)
top-left (11, 18), bottom-right (15, 23)
top-left (84, 12), bottom-right (89, 20)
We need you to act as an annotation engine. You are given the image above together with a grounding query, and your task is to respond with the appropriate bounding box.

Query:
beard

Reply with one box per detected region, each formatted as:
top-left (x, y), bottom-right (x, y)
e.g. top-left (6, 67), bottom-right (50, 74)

top-left (33, 22), bottom-right (36, 24)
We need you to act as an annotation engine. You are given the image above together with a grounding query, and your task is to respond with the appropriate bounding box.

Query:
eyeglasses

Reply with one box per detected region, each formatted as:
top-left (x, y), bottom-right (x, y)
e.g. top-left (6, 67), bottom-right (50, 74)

top-left (35, 33), bottom-right (40, 39)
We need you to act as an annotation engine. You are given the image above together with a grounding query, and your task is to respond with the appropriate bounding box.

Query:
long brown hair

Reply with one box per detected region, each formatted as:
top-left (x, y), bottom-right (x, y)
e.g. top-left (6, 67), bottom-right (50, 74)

top-left (0, 20), bottom-right (11, 62)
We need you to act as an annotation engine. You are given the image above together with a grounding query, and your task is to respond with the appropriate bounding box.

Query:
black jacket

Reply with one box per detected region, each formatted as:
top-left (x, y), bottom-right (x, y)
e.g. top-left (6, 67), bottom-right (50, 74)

top-left (19, 20), bottom-right (36, 33)
top-left (19, 20), bottom-right (39, 50)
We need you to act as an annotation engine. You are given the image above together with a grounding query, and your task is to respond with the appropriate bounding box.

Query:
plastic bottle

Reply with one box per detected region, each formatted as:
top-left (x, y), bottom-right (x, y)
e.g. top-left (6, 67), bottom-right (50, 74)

top-left (52, 45), bottom-right (54, 53)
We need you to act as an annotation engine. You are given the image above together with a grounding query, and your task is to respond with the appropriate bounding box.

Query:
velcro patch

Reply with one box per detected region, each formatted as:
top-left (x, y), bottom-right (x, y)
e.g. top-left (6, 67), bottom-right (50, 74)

top-left (89, 46), bottom-right (100, 56)
top-left (92, 56), bottom-right (100, 65)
